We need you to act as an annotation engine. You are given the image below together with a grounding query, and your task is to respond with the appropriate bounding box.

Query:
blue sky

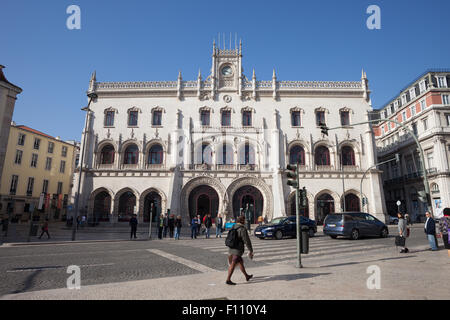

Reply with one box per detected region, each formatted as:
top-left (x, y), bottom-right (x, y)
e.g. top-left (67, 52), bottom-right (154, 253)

top-left (1, 0), bottom-right (449, 141)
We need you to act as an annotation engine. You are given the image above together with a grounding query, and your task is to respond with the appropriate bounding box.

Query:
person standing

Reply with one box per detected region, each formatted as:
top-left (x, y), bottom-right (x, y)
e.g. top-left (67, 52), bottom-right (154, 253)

top-left (397, 212), bottom-right (409, 253)
top-left (174, 215), bottom-right (182, 240)
top-left (205, 213), bottom-right (212, 239)
top-left (197, 214), bottom-right (202, 236)
top-left (163, 213), bottom-right (169, 238)
top-left (424, 211), bottom-right (438, 251)
top-left (157, 214), bottom-right (164, 239)
top-left (438, 208), bottom-right (450, 257)
top-left (215, 214), bottom-right (224, 238)
top-left (168, 214), bottom-right (175, 238)
top-left (129, 214), bottom-right (138, 240)
top-left (225, 215), bottom-right (254, 285)
top-left (191, 215), bottom-right (198, 239)
top-left (38, 219), bottom-right (50, 239)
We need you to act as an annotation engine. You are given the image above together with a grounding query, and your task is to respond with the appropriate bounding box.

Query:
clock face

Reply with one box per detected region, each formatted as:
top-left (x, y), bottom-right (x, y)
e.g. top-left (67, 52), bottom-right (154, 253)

top-left (221, 66), bottom-right (233, 76)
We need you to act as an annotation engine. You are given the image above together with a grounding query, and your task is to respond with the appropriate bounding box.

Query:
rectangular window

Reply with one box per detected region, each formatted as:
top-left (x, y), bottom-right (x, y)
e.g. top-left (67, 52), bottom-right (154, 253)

top-left (437, 76), bottom-right (447, 88)
top-left (48, 142), bottom-right (54, 153)
top-left (33, 138), bottom-right (41, 150)
top-left (446, 114), bottom-right (450, 126)
top-left (200, 110), bottom-right (210, 126)
top-left (61, 146), bottom-right (68, 157)
top-left (14, 150), bottom-right (23, 165)
top-left (18, 133), bottom-right (26, 146)
top-left (410, 105), bottom-right (416, 117)
top-left (26, 177), bottom-right (34, 196)
top-left (10, 175), bottom-right (19, 195)
top-left (412, 122), bottom-right (418, 136)
top-left (420, 100), bottom-right (426, 110)
top-left (409, 87), bottom-right (416, 100)
top-left (152, 111), bottom-right (162, 126)
top-left (105, 111), bottom-right (115, 127)
top-left (242, 111), bottom-right (252, 127)
top-left (57, 182), bottom-right (63, 195)
top-left (394, 100), bottom-right (399, 109)
top-left (60, 160), bottom-right (66, 173)
top-left (401, 94), bottom-right (407, 105)
top-left (42, 179), bottom-right (49, 194)
top-left (422, 118), bottom-right (428, 131)
top-left (45, 157), bottom-right (52, 170)
top-left (221, 110), bottom-right (231, 126)
top-left (443, 95), bottom-right (449, 105)
top-left (390, 105), bottom-right (395, 114)
top-left (426, 152), bottom-right (434, 169)
top-left (316, 111), bottom-right (325, 126)
top-left (419, 80), bottom-right (427, 93)
top-left (128, 111), bottom-right (138, 126)
top-left (340, 111), bottom-right (350, 126)
top-left (291, 111), bottom-right (301, 127)
top-left (30, 154), bottom-right (38, 168)
top-left (402, 111), bottom-right (406, 122)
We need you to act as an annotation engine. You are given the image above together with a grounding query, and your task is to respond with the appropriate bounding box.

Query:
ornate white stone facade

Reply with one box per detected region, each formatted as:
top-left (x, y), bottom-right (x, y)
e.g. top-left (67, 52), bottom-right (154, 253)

top-left (75, 41), bottom-right (386, 226)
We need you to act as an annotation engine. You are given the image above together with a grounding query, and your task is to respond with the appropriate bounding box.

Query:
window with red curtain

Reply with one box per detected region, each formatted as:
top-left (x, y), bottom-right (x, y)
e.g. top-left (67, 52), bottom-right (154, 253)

top-left (315, 146), bottom-right (330, 165)
top-left (124, 145), bottom-right (139, 164)
top-left (148, 144), bottom-right (163, 164)
top-left (289, 145), bottom-right (305, 165)
top-left (100, 145), bottom-right (115, 164)
top-left (221, 111), bottom-right (231, 126)
top-left (341, 146), bottom-right (355, 166)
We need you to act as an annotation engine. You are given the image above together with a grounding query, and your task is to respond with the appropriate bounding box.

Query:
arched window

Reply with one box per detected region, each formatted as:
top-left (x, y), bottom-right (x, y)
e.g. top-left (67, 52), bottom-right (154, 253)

top-left (201, 143), bottom-right (212, 165)
top-left (289, 145), bottom-right (305, 165)
top-left (239, 143), bottom-right (255, 165)
top-left (341, 146), bottom-right (355, 166)
top-left (100, 145), bottom-right (115, 164)
top-left (148, 144), bottom-right (163, 164)
top-left (315, 146), bottom-right (330, 166)
top-left (124, 145), bottom-right (139, 164)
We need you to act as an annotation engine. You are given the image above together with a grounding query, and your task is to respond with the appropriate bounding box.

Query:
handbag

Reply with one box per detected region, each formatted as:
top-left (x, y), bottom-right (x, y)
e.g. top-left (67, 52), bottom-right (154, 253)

top-left (395, 235), bottom-right (405, 247)
top-left (406, 227), bottom-right (410, 238)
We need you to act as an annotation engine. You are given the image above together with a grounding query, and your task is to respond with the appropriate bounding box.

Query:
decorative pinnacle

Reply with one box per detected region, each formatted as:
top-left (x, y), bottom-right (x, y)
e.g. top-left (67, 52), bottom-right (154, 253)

top-left (273, 68), bottom-right (277, 78)
top-left (252, 69), bottom-right (256, 79)
top-left (178, 70), bottom-right (182, 80)
top-left (198, 69), bottom-right (202, 79)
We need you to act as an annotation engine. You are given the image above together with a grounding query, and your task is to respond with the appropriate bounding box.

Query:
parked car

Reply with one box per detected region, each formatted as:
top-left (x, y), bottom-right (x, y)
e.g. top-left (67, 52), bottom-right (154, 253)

top-left (254, 216), bottom-right (317, 240)
top-left (323, 212), bottom-right (389, 240)
top-left (388, 215), bottom-right (399, 225)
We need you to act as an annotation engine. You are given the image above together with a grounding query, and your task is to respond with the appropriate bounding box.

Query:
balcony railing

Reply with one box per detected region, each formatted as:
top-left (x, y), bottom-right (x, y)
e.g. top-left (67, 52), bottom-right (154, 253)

top-left (97, 163), bottom-right (115, 169)
top-left (314, 165), bottom-right (335, 171)
top-left (146, 163), bottom-right (165, 170)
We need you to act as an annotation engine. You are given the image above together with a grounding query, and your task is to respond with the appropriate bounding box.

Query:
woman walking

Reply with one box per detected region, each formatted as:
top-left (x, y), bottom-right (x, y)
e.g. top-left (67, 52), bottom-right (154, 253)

top-left (397, 212), bottom-right (409, 253)
top-left (438, 208), bottom-right (450, 257)
top-left (38, 219), bottom-right (50, 239)
top-left (174, 215), bottom-right (182, 240)
top-left (157, 214), bottom-right (164, 239)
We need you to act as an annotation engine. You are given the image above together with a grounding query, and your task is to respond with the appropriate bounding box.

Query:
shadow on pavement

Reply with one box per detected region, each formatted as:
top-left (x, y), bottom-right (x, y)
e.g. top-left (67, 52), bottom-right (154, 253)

top-left (319, 255), bottom-right (416, 268)
top-left (242, 272), bottom-right (331, 284)
top-left (10, 270), bottom-right (42, 294)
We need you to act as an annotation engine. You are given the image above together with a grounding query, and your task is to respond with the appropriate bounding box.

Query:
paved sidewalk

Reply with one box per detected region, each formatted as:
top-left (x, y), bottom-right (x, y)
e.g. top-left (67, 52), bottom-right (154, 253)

top-left (2, 239), bottom-right (449, 300)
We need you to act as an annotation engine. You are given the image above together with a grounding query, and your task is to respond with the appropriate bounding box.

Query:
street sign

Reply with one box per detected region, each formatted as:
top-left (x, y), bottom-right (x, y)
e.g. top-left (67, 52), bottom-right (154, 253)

top-left (67, 205), bottom-right (73, 210)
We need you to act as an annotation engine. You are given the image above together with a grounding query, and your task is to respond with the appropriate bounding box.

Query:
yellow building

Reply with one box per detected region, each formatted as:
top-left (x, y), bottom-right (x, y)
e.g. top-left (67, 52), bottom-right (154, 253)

top-left (0, 124), bottom-right (78, 222)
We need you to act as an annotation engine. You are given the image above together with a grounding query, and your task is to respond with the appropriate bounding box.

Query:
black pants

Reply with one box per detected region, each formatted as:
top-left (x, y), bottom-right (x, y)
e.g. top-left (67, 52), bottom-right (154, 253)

top-left (158, 227), bottom-right (163, 239)
top-left (39, 230), bottom-right (50, 239)
top-left (163, 226), bottom-right (168, 238)
top-left (130, 227), bottom-right (137, 239)
top-left (169, 226), bottom-right (174, 238)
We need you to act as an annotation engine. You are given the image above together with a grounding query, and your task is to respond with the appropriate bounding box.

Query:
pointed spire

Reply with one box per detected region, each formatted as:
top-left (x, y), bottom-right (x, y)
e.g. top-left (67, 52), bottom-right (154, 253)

top-left (272, 68), bottom-right (277, 78)
top-left (252, 68), bottom-right (256, 79)
top-left (90, 70), bottom-right (96, 82)
top-left (361, 68), bottom-right (366, 79)
top-left (178, 70), bottom-right (182, 80)
top-left (198, 69), bottom-right (202, 79)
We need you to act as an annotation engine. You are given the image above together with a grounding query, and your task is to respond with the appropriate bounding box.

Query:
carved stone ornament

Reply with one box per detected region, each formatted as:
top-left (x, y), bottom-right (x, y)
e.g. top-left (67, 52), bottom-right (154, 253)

top-left (223, 95), bottom-right (232, 103)
top-left (242, 92), bottom-right (252, 101)
top-left (200, 92), bottom-right (211, 101)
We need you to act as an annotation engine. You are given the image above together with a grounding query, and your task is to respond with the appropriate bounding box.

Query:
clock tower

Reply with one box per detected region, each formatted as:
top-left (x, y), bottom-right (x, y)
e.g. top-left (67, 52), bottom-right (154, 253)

top-left (210, 39), bottom-right (243, 97)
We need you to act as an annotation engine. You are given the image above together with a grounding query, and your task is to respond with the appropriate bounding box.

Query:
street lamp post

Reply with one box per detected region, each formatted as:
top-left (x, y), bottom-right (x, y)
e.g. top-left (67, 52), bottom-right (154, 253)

top-left (72, 92), bottom-right (97, 241)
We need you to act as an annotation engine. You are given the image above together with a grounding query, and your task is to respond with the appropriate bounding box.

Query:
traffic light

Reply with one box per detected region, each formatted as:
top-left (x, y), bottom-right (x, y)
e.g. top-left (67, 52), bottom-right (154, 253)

top-left (299, 187), bottom-right (307, 208)
top-left (319, 122), bottom-right (329, 136)
top-left (286, 164), bottom-right (298, 188)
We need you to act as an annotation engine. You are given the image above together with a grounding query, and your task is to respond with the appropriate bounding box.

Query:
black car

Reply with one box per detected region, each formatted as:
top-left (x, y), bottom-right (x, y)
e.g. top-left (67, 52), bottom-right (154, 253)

top-left (254, 216), bottom-right (317, 240)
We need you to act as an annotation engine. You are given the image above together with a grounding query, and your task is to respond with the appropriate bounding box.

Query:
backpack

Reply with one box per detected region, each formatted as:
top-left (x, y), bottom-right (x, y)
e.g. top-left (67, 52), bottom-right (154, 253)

top-left (225, 226), bottom-right (243, 249)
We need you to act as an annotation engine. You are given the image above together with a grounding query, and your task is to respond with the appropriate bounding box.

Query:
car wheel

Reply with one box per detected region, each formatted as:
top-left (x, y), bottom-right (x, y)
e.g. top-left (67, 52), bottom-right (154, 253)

top-left (330, 235), bottom-right (338, 239)
top-left (351, 229), bottom-right (359, 240)
top-left (275, 230), bottom-right (283, 240)
top-left (308, 228), bottom-right (315, 237)
top-left (380, 228), bottom-right (388, 238)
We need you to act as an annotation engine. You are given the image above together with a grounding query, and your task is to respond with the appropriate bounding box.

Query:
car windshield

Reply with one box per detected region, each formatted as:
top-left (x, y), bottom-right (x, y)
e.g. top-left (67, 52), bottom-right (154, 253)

top-left (269, 217), bottom-right (285, 224)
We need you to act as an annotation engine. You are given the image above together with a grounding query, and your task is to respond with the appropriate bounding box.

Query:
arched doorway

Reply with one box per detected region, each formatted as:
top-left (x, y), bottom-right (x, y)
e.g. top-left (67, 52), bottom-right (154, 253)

top-left (232, 186), bottom-right (263, 223)
top-left (343, 193), bottom-right (360, 212)
top-left (289, 195), bottom-right (309, 217)
top-left (316, 193), bottom-right (334, 225)
top-left (143, 192), bottom-right (161, 222)
top-left (188, 185), bottom-right (219, 220)
top-left (118, 192), bottom-right (136, 222)
top-left (93, 191), bottom-right (111, 222)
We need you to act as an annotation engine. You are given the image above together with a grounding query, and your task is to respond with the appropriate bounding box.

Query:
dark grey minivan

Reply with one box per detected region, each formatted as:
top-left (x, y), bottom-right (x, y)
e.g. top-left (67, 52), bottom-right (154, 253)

top-left (323, 212), bottom-right (389, 240)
